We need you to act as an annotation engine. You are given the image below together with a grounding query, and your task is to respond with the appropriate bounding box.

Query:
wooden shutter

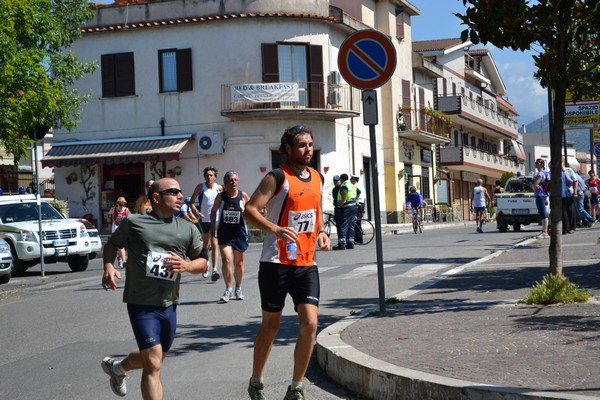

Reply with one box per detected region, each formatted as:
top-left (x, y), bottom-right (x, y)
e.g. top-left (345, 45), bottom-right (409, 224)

top-left (261, 43), bottom-right (279, 82)
top-left (177, 48), bottom-right (193, 92)
top-left (115, 52), bottom-right (135, 97)
top-left (395, 9), bottom-right (404, 40)
top-left (402, 79), bottom-right (411, 129)
top-left (308, 44), bottom-right (324, 108)
top-left (101, 54), bottom-right (115, 98)
top-left (419, 87), bottom-right (426, 129)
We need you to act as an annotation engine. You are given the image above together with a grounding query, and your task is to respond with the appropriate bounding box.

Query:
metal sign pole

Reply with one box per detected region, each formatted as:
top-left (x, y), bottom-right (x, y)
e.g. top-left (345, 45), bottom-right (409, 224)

top-left (34, 140), bottom-right (45, 277)
top-left (362, 90), bottom-right (386, 312)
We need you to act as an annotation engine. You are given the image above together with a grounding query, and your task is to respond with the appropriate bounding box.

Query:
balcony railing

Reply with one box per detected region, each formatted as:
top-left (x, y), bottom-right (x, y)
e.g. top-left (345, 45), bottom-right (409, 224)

top-left (221, 81), bottom-right (360, 120)
top-left (438, 145), bottom-right (525, 174)
top-left (437, 92), bottom-right (519, 134)
top-left (398, 107), bottom-right (451, 138)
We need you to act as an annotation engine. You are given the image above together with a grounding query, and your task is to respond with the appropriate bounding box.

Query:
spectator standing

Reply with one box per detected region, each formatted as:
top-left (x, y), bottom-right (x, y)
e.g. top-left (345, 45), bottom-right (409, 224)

top-left (588, 170), bottom-right (599, 220)
top-left (100, 178), bottom-right (207, 399)
top-left (109, 197), bottom-right (131, 268)
top-left (351, 174), bottom-right (365, 243)
top-left (331, 175), bottom-right (341, 228)
top-left (135, 179), bottom-right (154, 215)
top-left (190, 167), bottom-right (223, 281)
top-left (210, 171), bottom-right (250, 302)
top-left (532, 159), bottom-right (550, 238)
top-left (562, 161), bottom-right (577, 234)
top-left (573, 171), bottom-right (595, 227)
top-left (243, 124), bottom-right (330, 400)
top-left (333, 173), bottom-right (358, 250)
top-left (471, 179), bottom-right (491, 233)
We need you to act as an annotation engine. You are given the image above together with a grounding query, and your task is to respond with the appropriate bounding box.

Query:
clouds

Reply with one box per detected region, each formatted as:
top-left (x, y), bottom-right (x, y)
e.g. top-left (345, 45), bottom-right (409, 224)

top-left (496, 54), bottom-right (547, 124)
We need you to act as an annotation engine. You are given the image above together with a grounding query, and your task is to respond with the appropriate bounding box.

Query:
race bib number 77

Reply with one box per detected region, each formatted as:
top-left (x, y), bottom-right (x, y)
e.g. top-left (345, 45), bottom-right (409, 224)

top-left (145, 251), bottom-right (179, 281)
top-left (287, 209), bottom-right (316, 234)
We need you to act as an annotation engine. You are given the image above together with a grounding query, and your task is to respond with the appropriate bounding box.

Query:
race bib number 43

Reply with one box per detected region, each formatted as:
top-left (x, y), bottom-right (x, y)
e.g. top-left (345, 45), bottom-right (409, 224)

top-left (288, 209), bottom-right (316, 233)
top-left (146, 251), bottom-right (179, 281)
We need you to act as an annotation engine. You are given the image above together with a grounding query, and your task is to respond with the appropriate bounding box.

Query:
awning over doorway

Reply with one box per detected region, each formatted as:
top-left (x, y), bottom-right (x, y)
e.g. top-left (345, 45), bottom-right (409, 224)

top-left (41, 134), bottom-right (192, 168)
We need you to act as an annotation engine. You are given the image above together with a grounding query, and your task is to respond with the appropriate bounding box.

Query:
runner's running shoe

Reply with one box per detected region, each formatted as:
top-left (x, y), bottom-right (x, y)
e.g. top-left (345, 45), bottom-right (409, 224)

top-left (283, 385), bottom-right (304, 400)
top-left (234, 287), bottom-right (244, 300)
top-left (247, 378), bottom-right (265, 400)
top-left (220, 288), bottom-right (233, 302)
top-left (101, 357), bottom-right (127, 397)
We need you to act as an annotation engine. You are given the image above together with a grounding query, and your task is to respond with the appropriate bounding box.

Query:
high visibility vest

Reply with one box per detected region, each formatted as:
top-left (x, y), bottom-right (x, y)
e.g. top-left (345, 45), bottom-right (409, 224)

top-left (337, 180), bottom-right (357, 203)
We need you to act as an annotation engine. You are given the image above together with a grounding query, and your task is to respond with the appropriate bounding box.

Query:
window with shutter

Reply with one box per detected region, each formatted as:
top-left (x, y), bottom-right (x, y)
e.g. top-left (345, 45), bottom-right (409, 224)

top-left (261, 42), bottom-right (324, 108)
top-left (101, 52), bottom-right (135, 98)
top-left (159, 48), bottom-right (193, 93)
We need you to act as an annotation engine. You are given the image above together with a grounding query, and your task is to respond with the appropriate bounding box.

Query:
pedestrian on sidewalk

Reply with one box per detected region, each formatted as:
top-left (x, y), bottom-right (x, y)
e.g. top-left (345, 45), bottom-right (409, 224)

top-left (533, 159), bottom-right (550, 238)
top-left (243, 124), bottom-right (330, 400)
top-left (562, 161), bottom-right (577, 234)
top-left (100, 178), bottom-right (207, 399)
top-left (210, 170), bottom-right (250, 303)
top-left (587, 170), bottom-right (599, 220)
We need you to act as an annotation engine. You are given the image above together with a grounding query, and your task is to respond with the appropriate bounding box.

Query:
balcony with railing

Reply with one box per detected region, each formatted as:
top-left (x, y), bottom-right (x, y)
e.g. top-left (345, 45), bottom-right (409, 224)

top-left (436, 91), bottom-right (519, 136)
top-left (438, 144), bottom-right (525, 175)
top-left (397, 106), bottom-right (451, 145)
top-left (221, 81), bottom-right (360, 120)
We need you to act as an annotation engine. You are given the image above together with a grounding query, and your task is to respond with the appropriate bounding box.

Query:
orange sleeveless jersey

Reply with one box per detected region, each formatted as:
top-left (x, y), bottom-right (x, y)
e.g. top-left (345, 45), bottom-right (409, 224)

top-left (259, 163), bottom-right (323, 266)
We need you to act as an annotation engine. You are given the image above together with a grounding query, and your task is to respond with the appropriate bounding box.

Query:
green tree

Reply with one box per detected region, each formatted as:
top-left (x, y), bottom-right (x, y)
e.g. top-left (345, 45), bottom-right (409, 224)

top-left (0, 0), bottom-right (95, 162)
top-left (457, 0), bottom-right (600, 275)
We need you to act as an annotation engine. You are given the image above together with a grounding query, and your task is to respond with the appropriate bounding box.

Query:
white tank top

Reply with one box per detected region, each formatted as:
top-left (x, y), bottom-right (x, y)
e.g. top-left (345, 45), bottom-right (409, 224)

top-left (473, 186), bottom-right (486, 208)
top-left (199, 182), bottom-right (220, 222)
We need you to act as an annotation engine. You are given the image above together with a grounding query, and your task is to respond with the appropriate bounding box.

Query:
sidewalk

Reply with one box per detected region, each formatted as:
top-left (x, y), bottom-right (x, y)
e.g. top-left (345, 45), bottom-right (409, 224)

top-left (317, 227), bottom-right (600, 400)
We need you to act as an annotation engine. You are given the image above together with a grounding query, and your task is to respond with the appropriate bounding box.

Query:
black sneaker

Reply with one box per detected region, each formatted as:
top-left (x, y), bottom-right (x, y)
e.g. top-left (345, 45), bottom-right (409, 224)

top-left (332, 244), bottom-right (346, 250)
top-left (284, 385), bottom-right (304, 400)
top-left (248, 378), bottom-right (266, 400)
top-left (346, 243), bottom-right (354, 249)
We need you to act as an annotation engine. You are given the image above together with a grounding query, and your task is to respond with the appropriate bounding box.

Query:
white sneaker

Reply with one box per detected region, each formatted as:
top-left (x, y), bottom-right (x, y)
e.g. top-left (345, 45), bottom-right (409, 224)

top-left (202, 269), bottom-right (209, 279)
top-left (117, 259), bottom-right (124, 268)
top-left (220, 289), bottom-right (233, 302)
top-left (101, 357), bottom-right (127, 397)
top-left (234, 287), bottom-right (244, 300)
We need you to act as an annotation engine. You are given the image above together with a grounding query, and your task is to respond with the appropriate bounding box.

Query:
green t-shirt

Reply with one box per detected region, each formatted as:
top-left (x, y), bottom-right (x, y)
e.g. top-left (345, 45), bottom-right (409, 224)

top-left (109, 212), bottom-right (203, 307)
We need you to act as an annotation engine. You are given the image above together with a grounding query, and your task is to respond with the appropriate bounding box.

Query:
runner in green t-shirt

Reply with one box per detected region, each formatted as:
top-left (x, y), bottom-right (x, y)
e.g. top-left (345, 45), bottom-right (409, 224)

top-left (101, 178), bottom-right (207, 399)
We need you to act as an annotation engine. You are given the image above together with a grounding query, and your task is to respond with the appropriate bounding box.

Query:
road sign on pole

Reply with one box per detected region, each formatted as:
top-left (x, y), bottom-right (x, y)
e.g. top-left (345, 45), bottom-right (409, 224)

top-left (362, 90), bottom-right (378, 125)
top-left (594, 141), bottom-right (600, 157)
top-left (338, 30), bottom-right (397, 90)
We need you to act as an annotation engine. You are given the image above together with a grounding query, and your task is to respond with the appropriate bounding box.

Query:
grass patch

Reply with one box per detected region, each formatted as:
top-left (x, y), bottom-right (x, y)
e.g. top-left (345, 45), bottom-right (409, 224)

top-left (523, 273), bottom-right (591, 304)
top-left (349, 310), bottom-right (360, 316)
top-left (597, 236), bottom-right (600, 245)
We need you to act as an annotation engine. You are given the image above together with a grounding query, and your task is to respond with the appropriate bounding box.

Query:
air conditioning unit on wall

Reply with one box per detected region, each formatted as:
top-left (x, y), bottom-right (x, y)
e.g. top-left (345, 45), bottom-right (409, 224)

top-left (196, 131), bottom-right (223, 156)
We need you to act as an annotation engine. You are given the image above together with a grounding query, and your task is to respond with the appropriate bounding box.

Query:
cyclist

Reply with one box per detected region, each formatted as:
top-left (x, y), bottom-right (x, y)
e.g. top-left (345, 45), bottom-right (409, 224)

top-left (406, 186), bottom-right (424, 217)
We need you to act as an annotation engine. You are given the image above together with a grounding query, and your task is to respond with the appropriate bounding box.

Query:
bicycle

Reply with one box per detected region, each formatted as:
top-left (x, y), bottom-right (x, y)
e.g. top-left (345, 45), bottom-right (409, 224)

top-left (323, 211), bottom-right (375, 245)
top-left (411, 208), bottom-right (423, 234)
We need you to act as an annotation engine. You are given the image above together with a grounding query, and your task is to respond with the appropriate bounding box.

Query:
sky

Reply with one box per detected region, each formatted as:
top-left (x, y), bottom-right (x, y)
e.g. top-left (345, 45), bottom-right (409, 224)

top-left (410, 0), bottom-right (547, 126)
top-left (89, 0), bottom-right (547, 125)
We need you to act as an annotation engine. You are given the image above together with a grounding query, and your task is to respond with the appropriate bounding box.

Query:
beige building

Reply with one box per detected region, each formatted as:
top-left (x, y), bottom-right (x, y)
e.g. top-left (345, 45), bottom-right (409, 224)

top-left (413, 38), bottom-right (524, 221)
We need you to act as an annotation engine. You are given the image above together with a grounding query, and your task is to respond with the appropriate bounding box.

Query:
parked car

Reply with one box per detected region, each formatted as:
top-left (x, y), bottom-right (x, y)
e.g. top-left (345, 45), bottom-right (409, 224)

top-left (0, 194), bottom-right (92, 276)
top-left (0, 238), bottom-right (12, 284)
top-left (494, 175), bottom-right (549, 232)
top-left (75, 218), bottom-right (102, 259)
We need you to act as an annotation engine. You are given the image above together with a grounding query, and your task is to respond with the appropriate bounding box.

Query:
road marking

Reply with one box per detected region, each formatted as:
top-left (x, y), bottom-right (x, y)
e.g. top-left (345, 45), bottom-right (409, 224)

top-left (393, 263), bottom-right (451, 278)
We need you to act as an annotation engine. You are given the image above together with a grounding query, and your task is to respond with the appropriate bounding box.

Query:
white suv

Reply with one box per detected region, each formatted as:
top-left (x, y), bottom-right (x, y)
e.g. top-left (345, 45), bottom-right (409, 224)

top-left (0, 194), bottom-right (92, 276)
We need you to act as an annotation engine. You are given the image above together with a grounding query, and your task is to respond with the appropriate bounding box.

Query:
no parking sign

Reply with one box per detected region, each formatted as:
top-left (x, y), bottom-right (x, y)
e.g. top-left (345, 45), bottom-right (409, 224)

top-left (338, 30), bottom-right (396, 90)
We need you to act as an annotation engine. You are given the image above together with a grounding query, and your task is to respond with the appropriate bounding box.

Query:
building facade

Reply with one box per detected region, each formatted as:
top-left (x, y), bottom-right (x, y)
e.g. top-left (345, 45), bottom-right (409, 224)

top-left (46, 0), bottom-right (445, 228)
top-left (413, 39), bottom-right (525, 221)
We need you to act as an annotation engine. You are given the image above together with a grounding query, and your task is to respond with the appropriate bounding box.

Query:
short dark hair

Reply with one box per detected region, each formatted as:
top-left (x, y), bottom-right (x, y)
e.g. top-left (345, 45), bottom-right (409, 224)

top-left (279, 125), bottom-right (313, 155)
top-left (203, 166), bottom-right (217, 177)
top-left (340, 173), bottom-right (349, 181)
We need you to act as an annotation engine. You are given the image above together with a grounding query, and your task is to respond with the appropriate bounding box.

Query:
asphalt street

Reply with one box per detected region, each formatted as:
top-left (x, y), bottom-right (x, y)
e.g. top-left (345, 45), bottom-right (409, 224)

top-left (0, 222), bottom-right (536, 399)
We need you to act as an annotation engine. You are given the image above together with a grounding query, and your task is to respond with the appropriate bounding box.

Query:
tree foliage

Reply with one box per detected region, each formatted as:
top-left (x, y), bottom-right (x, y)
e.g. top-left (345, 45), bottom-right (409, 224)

top-left (0, 0), bottom-right (95, 162)
top-left (456, 0), bottom-right (600, 275)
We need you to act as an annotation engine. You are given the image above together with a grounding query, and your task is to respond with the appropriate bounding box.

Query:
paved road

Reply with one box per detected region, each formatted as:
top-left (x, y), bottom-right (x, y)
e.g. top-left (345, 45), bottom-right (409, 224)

top-left (0, 222), bottom-right (534, 399)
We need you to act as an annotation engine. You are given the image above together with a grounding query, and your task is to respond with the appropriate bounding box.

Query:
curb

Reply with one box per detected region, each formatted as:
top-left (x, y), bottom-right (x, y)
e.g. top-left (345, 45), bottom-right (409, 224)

top-left (315, 236), bottom-right (598, 400)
